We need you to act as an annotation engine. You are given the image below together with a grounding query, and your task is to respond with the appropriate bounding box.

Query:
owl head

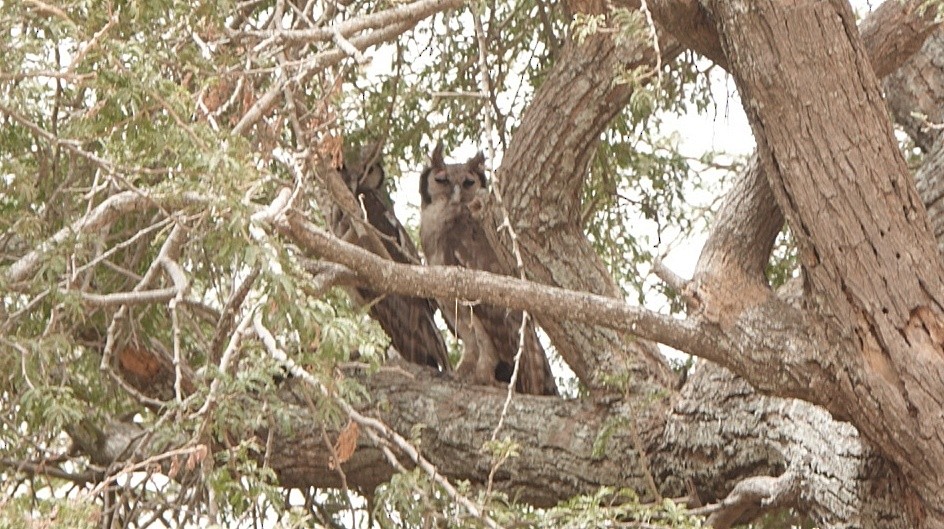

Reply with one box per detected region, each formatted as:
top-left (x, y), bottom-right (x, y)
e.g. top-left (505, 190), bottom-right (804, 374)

top-left (340, 140), bottom-right (385, 193)
top-left (419, 142), bottom-right (487, 207)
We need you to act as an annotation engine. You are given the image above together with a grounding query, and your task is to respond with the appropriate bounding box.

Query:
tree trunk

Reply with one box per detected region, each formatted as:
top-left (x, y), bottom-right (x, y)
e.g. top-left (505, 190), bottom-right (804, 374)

top-left (704, 0), bottom-right (944, 524)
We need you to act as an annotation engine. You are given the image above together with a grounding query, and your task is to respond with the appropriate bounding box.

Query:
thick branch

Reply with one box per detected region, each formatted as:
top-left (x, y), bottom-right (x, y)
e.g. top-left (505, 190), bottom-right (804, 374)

top-left (624, 0), bottom-right (726, 67)
top-left (277, 209), bottom-right (831, 400)
top-left (858, 0), bottom-right (940, 79)
top-left (916, 139), bottom-right (944, 252)
top-left (277, 210), bottom-right (707, 358)
top-left (489, 0), bottom-right (937, 393)
top-left (628, 0), bottom-right (937, 79)
top-left (688, 3), bottom-right (944, 387)
top-left (883, 28), bottom-right (944, 254)
top-left (78, 357), bottom-right (910, 524)
top-left (688, 155), bottom-right (781, 324)
top-left (691, 2), bottom-right (940, 306)
top-left (269, 364), bottom-right (662, 507)
top-left (675, 20), bottom-right (944, 529)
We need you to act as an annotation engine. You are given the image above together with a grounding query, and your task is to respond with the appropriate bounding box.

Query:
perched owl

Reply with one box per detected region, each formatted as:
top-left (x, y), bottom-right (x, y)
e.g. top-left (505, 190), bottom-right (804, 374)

top-left (419, 143), bottom-right (557, 396)
top-left (329, 142), bottom-right (451, 372)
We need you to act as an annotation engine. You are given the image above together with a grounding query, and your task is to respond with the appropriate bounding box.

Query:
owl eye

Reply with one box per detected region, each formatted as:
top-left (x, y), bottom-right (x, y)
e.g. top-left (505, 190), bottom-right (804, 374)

top-left (462, 178), bottom-right (476, 188)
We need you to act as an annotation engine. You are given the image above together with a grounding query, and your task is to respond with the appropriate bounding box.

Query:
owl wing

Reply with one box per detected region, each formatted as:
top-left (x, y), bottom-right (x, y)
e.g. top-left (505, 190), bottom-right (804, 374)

top-left (449, 218), bottom-right (558, 396)
top-left (330, 170), bottom-right (451, 372)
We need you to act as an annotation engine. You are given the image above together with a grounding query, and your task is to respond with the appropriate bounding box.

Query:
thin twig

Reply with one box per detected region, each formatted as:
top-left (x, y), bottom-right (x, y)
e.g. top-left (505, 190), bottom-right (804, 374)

top-left (163, 256), bottom-right (191, 405)
top-left (78, 287), bottom-right (181, 307)
top-left (6, 190), bottom-right (207, 286)
top-left (233, 0), bottom-right (463, 43)
top-left (86, 445), bottom-right (207, 498)
top-left (195, 302), bottom-right (259, 417)
top-left (99, 224), bottom-right (189, 409)
top-left (232, 20), bottom-right (417, 135)
top-left (472, 8), bottom-right (531, 444)
top-left (430, 90), bottom-right (489, 99)
top-left (638, 0), bottom-right (663, 86)
top-left (0, 457), bottom-right (97, 485)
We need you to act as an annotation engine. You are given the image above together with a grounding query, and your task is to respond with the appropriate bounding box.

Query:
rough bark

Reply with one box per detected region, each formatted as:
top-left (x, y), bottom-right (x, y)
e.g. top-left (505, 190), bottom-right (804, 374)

top-left (704, 0), bottom-right (944, 524)
top-left (277, 3), bottom-right (944, 525)
top-left (657, 363), bottom-right (911, 529)
top-left (490, 0), bottom-right (939, 393)
top-left (642, 13), bottom-right (940, 525)
top-left (268, 4), bottom-right (944, 526)
top-left (269, 364), bottom-right (663, 507)
top-left (916, 139), bottom-right (944, 252)
top-left (687, 155), bottom-right (782, 325)
top-left (885, 30), bottom-right (944, 252)
top-left (884, 31), bottom-right (944, 152)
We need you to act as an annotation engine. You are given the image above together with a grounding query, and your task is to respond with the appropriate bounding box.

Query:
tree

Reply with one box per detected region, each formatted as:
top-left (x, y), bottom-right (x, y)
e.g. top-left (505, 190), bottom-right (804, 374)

top-left (2, 0), bottom-right (943, 527)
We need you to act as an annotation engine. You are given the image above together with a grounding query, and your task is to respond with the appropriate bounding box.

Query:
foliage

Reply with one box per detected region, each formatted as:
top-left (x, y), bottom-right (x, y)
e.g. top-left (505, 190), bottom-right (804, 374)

top-left (766, 229), bottom-right (800, 289)
top-left (919, 0), bottom-right (944, 20)
top-left (375, 473), bottom-right (705, 529)
top-left (0, 497), bottom-right (101, 529)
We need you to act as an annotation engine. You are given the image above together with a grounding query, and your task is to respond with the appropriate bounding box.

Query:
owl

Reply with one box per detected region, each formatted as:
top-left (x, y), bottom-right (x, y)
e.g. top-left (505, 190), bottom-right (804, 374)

top-left (419, 143), bottom-right (557, 396)
top-left (329, 142), bottom-right (451, 372)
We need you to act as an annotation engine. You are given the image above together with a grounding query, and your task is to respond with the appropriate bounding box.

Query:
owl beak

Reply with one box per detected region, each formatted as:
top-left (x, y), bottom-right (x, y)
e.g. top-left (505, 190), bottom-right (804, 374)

top-left (450, 185), bottom-right (462, 204)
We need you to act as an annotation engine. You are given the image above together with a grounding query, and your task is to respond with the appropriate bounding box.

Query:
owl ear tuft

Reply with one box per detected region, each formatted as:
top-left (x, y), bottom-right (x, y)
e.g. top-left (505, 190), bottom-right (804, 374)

top-left (467, 152), bottom-right (485, 172)
top-left (468, 151), bottom-right (487, 188)
top-left (340, 140), bottom-right (385, 192)
top-left (430, 142), bottom-right (445, 169)
top-left (359, 140), bottom-right (383, 168)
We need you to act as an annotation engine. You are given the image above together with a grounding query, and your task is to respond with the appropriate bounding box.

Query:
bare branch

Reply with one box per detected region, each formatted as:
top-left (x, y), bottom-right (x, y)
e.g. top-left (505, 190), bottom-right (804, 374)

top-left (86, 445), bottom-right (208, 498)
top-left (624, 0), bottom-right (938, 78)
top-left (208, 267), bottom-right (262, 364)
top-left (98, 224), bottom-right (190, 409)
top-left (651, 257), bottom-right (688, 295)
top-left (78, 287), bottom-right (181, 307)
top-left (233, 0), bottom-right (463, 44)
top-left (276, 210), bottom-right (707, 359)
top-left (196, 302), bottom-right (259, 418)
top-left (0, 458), bottom-right (97, 485)
top-left (233, 12), bottom-right (448, 135)
top-left (6, 192), bottom-right (207, 286)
